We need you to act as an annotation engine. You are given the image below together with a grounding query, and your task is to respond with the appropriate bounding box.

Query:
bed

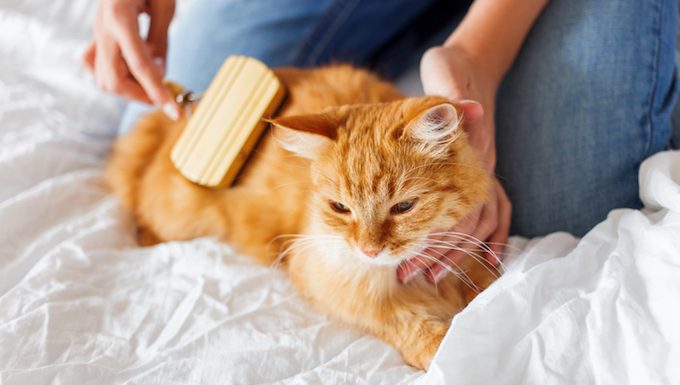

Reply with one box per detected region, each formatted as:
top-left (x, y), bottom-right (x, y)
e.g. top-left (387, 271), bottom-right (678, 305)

top-left (2, 1), bottom-right (679, 384)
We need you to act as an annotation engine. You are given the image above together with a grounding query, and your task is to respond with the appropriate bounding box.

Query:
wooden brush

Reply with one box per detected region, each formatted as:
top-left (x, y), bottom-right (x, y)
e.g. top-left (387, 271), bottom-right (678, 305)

top-left (170, 56), bottom-right (286, 187)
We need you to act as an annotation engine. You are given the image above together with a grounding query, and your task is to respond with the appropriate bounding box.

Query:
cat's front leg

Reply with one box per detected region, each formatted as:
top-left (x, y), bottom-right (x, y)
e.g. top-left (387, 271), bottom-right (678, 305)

top-left (379, 317), bottom-right (449, 370)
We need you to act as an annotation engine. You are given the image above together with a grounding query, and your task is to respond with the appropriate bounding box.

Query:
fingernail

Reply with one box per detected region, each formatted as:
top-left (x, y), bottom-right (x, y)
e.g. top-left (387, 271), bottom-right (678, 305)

top-left (162, 103), bottom-right (179, 121)
top-left (402, 269), bottom-right (420, 284)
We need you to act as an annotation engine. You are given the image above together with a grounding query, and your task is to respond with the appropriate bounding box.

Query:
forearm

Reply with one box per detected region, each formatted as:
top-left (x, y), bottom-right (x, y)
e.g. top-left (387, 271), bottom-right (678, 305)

top-left (444, 0), bottom-right (549, 86)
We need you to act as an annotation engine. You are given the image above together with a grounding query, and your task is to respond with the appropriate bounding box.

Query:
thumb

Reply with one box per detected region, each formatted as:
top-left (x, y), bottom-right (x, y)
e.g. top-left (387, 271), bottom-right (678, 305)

top-left (455, 100), bottom-right (484, 128)
top-left (146, 0), bottom-right (175, 63)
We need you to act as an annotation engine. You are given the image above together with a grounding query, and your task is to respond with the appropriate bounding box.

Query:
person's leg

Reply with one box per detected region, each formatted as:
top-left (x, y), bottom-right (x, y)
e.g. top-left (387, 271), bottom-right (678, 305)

top-left (118, 0), bottom-right (446, 133)
top-left (671, 12), bottom-right (680, 150)
top-left (495, 0), bottom-right (679, 237)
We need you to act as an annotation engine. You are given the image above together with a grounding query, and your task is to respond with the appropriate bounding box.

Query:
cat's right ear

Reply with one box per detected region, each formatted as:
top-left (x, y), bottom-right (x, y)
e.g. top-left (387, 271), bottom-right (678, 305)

top-left (268, 113), bottom-right (341, 159)
top-left (401, 100), bottom-right (462, 157)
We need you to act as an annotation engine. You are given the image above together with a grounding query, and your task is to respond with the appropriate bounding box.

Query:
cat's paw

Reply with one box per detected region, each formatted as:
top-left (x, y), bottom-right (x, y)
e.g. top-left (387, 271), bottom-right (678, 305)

top-left (401, 321), bottom-right (449, 370)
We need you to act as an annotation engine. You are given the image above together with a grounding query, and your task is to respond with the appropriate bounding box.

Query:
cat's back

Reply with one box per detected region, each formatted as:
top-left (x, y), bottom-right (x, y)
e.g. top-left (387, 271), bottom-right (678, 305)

top-left (236, 65), bottom-right (404, 186)
top-left (274, 65), bottom-right (403, 115)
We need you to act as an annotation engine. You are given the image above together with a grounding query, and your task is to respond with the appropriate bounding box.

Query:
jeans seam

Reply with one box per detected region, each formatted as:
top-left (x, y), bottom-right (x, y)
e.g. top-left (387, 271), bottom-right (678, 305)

top-left (644, 0), bottom-right (663, 157)
top-left (292, 0), bottom-right (362, 66)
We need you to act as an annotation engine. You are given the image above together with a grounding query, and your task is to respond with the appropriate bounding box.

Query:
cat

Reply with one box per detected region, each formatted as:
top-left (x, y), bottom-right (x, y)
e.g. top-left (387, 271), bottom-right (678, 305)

top-left (106, 65), bottom-right (498, 370)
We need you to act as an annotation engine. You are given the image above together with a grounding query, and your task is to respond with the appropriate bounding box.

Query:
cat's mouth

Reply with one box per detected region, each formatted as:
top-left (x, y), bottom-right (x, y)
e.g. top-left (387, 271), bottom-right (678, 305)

top-left (352, 241), bottom-right (429, 267)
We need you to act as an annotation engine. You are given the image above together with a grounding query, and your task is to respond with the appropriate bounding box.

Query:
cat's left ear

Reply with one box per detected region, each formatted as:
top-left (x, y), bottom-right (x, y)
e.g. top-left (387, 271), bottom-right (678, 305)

top-left (401, 100), bottom-right (462, 155)
top-left (269, 112), bottom-right (343, 159)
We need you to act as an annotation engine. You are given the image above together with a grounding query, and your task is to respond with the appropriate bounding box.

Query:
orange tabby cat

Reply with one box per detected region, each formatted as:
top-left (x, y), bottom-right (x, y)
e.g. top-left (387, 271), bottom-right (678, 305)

top-left (106, 65), bottom-right (497, 369)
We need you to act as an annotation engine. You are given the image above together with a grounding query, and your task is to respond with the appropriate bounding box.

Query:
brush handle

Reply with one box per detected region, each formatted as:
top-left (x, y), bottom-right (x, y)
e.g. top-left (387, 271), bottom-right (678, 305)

top-left (170, 56), bottom-right (286, 188)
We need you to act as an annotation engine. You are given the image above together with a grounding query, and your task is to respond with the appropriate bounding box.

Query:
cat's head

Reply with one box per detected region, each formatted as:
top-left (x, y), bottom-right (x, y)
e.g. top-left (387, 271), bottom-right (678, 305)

top-left (271, 96), bottom-right (489, 266)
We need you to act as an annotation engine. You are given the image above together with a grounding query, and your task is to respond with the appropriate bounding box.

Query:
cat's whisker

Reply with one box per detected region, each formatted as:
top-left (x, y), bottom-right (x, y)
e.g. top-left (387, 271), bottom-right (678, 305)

top-left (415, 249), bottom-right (472, 280)
top-left (426, 237), bottom-right (505, 276)
top-left (425, 239), bottom-right (502, 278)
top-left (416, 252), bottom-right (480, 293)
top-left (427, 231), bottom-right (506, 272)
top-left (426, 233), bottom-right (501, 262)
top-left (414, 232), bottom-right (500, 275)
top-left (271, 233), bottom-right (344, 268)
top-left (424, 232), bottom-right (493, 257)
top-left (269, 233), bottom-right (337, 250)
top-left (269, 234), bottom-right (332, 267)
top-left (428, 232), bottom-right (521, 254)
top-left (270, 233), bottom-right (313, 243)
top-left (484, 241), bottom-right (523, 254)
top-left (273, 239), bottom-right (319, 268)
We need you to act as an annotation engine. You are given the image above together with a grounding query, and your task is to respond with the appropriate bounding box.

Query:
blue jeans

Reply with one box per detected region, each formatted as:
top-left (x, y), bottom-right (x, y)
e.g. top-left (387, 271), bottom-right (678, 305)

top-left (119, 0), bottom-right (679, 238)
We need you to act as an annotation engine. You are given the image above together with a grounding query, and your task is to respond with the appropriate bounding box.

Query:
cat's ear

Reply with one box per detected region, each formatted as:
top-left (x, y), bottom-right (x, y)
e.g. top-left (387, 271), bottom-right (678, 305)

top-left (269, 112), bottom-right (342, 159)
top-left (401, 100), bottom-right (462, 156)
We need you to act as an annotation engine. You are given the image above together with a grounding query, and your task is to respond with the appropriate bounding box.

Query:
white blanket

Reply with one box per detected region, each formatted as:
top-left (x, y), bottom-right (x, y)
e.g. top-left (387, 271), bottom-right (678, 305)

top-left (1, 1), bottom-right (679, 384)
top-left (424, 152), bottom-right (680, 384)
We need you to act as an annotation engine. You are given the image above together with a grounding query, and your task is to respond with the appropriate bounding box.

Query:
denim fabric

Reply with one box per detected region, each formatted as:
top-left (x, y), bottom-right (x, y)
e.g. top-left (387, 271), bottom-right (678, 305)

top-left (117, 0), bottom-right (441, 131)
top-left (118, 0), bottom-right (679, 238)
top-left (495, 0), bottom-right (679, 237)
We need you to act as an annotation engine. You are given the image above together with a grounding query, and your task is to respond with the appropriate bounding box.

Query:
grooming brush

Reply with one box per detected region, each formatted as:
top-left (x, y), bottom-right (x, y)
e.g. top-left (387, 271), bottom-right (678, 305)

top-left (169, 56), bottom-right (286, 188)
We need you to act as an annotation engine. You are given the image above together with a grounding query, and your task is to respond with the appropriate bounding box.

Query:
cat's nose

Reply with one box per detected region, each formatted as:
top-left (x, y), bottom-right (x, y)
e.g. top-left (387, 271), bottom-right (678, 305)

top-left (361, 247), bottom-right (383, 258)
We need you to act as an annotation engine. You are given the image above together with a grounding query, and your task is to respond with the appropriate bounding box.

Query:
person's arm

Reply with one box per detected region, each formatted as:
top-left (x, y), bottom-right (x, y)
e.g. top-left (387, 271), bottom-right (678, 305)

top-left (398, 0), bottom-right (549, 284)
top-left (446, 0), bottom-right (549, 87)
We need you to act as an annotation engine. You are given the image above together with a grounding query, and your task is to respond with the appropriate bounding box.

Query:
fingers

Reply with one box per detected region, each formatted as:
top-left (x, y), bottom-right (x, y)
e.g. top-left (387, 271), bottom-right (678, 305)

top-left (428, 196), bottom-right (498, 283)
top-left (89, 24), bottom-right (149, 104)
top-left (397, 254), bottom-right (435, 284)
top-left (83, 0), bottom-right (178, 117)
top-left (455, 100), bottom-right (484, 126)
top-left (397, 232), bottom-right (461, 284)
top-left (115, 78), bottom-right (154, 104)
top-left (146, 0), bottom-right (176, 61)
top-left (426, 239), bottom-right (484, 284)
top-left (486, 181), bottom-right (512, 265)
top-left (420, 46), bottom-right (455, 96)
top-left (397, 209), bottom-right (480, 284)
top-left (112, 12), bottom-right (175, 110)
top-left (82, 42), bottom-right (96, 73)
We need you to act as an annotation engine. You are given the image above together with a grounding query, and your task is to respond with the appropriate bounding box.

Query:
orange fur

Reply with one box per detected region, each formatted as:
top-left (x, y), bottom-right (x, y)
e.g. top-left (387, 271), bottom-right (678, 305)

top-left (105, 65), bottom-right (497, 369)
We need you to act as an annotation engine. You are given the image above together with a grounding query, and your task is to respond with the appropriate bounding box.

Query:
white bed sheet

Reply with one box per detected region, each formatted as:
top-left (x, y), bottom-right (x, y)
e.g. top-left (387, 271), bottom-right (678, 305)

top-left (423, 151), bottom-right (680, 385)
top-left (1, 1), bottom-right (680, 385)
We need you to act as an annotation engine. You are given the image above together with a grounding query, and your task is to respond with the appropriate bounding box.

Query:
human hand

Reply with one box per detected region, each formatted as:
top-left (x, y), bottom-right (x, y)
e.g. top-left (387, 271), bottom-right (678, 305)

top-left (397, 45), bottom-right (512, 284)
top-left (82, 0), bottom-right (179, 119)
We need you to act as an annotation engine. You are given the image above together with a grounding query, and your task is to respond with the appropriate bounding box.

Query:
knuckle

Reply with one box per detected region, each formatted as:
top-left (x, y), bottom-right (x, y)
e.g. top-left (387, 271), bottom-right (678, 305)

top-left (423, 46), bottom-right (449, 64)
top-left (125, 55), bottom-right (145, 72)
top-left (109, 0), bottom-right (128, 15)
top-left (108, 8), bottom-right (124, 22)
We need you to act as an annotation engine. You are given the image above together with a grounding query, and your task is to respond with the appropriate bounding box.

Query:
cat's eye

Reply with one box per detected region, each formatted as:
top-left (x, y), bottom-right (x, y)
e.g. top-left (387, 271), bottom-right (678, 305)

top-left (330, 201), bottom-right (351, 214)
top-left (390, 200), bottom-right (416, 215)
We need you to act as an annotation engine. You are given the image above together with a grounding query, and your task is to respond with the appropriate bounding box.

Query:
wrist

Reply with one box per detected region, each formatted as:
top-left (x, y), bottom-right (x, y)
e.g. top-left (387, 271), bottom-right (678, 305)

top-left (439, 42), bottom-right (504, 89)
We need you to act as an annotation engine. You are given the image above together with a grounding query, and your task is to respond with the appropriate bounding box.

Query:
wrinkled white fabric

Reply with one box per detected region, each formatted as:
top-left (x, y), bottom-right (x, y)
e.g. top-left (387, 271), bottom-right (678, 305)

top-left (423, 152), bottom-right (680, 385)
top-left (0, 2), bottom-right (420, 384)
top-left (2, 1), bottom-right (680, 385)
